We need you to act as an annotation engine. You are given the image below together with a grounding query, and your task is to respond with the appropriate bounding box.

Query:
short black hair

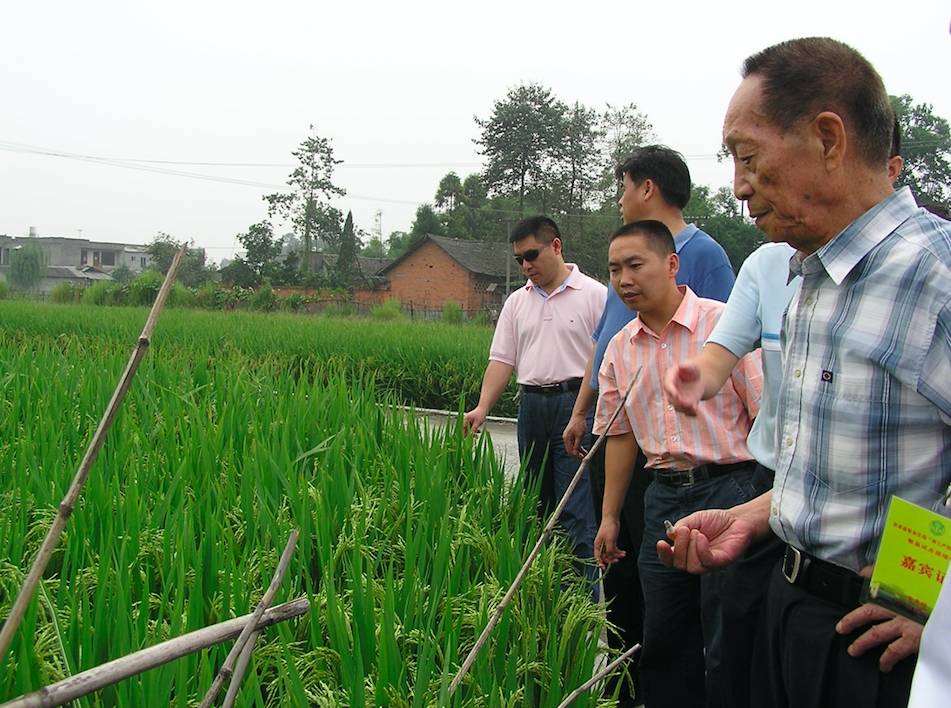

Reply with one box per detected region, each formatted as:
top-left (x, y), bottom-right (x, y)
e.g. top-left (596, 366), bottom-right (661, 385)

top-left (609, 219), bottom-right (675, 257)
top-left (509, 215), bottom-right (561, 244)
top-left (891, 116), bottom-right (901, 158)
top-left (741, 37), bottom-right (894, 167)
top-left (614, 145), bottom-right (691, 210)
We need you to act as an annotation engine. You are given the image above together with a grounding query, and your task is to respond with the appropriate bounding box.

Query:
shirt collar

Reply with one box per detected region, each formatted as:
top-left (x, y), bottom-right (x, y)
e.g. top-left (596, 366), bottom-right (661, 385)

top-left (524, 263), bottom-right (583, 292)
top-left (629, 285), bottom-right (699, 338)
top-left (788, 187), bottom-right (917, 285)
top-left (674, 224), bottom-right (699, 253)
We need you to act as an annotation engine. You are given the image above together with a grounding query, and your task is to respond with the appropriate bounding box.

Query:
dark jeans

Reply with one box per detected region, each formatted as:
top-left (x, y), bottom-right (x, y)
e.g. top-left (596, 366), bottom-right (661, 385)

top-left (517, 389), bottom-right (598, 581)
top-left (719, 464), bottom-right (784, 708)
top-left (590, 439), bottom-right (650, 704)
top-left (638, 463), bottom-right (757, 708)
top-left (751, 564), bottom-right (916, 708)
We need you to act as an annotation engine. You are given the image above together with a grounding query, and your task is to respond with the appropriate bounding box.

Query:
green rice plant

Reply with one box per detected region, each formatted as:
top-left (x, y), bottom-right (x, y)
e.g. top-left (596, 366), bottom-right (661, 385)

top-left (0, 303), bottom-right (614, 705)
top-left (442, 300), bottom-right (463, 324)
top-left (371, 298), bottom-right (403, 321)
top-left (81, 280), bottom-right (115, 306)
top-left (49, 282), bottom-right (82, 304)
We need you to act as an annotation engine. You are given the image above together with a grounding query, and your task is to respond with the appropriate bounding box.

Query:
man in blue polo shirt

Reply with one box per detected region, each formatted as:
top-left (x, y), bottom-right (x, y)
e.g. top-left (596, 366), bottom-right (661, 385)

top-left (563, 144), bottom-right (735, 707)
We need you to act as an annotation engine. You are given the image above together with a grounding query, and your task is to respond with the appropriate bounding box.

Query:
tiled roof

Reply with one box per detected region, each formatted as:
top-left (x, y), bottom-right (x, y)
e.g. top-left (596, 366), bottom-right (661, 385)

top-left (382, 234), bottom-right (511, 278)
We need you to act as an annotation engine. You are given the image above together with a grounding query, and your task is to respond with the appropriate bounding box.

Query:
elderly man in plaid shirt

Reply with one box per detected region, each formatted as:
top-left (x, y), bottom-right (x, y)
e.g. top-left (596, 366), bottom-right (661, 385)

top-left (660, 37), bottom-right (951, 708)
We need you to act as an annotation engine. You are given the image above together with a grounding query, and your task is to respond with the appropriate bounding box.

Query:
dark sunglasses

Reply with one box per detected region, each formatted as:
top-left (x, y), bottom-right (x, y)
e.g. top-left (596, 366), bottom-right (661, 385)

top-left (513, 243), bottom-right (550, 265)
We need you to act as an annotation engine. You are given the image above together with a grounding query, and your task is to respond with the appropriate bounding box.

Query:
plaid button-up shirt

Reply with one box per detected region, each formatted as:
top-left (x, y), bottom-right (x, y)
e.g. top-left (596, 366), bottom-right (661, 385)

top-left (771, 187), bottom-right (951, 572)
top-left (594, 286), bottom-right (762, 470)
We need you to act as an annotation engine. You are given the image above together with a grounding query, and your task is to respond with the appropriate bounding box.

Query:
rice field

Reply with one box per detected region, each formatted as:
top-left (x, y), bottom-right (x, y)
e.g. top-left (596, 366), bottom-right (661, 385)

top-left (0, 302), bottom-right (615, 706)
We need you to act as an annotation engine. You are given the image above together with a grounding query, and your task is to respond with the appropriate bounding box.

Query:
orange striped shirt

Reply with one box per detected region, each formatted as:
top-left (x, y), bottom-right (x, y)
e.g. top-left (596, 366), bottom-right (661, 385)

top-left (594, 286), bottom-right (762, 471)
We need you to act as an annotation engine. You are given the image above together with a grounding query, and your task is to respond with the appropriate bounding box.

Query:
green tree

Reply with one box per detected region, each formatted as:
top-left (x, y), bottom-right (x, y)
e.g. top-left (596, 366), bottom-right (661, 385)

top-left (599, 102), bottom-right (654, 197)
top-left (146, 233), bottom-right (214, 288)
top-left (434, 172), bottom-right (464, 214)
top-left (8, 242), bottom-right (46, 291)
top-left (265, 125), bottom-right (345, 273)
top-left (891, 94), bottom-right (951, 211)
top-left (219, 259), bottom-right (257, 289)
top-left (475, 83), bottom-right (566, 214)
top-left (334, 211), bottom-right (360, 287)
top-left (361, 236), bottom-right (386, 258)
top-left (237, 221), bottom-right (282, 280)
top-left (111, 264), bottom-right (133, 283)
top-left (688, 185), bottom-right (763, 269)
top-left (408, 204), bottom-right (445, 242)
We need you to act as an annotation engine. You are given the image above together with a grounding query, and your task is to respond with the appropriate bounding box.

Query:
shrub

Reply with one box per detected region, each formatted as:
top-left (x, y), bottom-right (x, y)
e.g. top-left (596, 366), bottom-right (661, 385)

top-left (471, 309), bottom-right (490, 326)
top-left (128, 270), bottom-right (164, 306)
top-left (281, 294), bottom-right (306, 312)
top-left (322, 302), bottom-right (355, 318)
top-left (441, 300), bottom-right (463, 324)
top-left (195, 281), bottom-right (223, 309)
top-left (50, 282), bottom-right (83, 304)
top-left (251, 283), bottom-right (276, 311)
top-left (168, 283), bottom-right (196, 308)
top-left (0, 279), bottom-right (9, 299)
top-left (82, 281), bottom-right (114, 306)
top-left (371, 298), bottom-right (403, 321)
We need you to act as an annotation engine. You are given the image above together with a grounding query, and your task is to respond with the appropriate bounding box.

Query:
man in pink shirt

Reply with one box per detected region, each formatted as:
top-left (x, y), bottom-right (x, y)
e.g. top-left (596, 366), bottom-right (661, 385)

top-left (594, 219), bottom-right (762, 708)
top-left (464, 215), bottom-right (606, 579)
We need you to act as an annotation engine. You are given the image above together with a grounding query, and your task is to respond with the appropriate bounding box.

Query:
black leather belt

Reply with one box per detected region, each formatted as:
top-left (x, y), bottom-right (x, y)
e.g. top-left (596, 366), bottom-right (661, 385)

top-left (652, 461), bottom-right (751, 487)
top-left (520, 378), bottom-right (584, 395)
top-left (782, 545), bottom-right (864, 608)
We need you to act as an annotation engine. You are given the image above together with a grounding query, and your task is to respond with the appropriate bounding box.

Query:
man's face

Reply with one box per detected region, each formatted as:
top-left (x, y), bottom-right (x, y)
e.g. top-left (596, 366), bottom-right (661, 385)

top-left (513, 234), bottom-right (561, 290)
top-left (608, 234), bottom-right (678, 313)
top-left (723, 75), bottom-right (833, 252)
top-left (618, 173), bottom-right (649, 224)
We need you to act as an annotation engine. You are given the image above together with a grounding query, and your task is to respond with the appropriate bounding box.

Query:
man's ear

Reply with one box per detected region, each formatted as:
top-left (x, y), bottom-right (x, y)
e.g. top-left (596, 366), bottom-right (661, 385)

top-left (812, 111), bottom-right (847, 172)
top-left (668, 252), bottom-right (680, 279)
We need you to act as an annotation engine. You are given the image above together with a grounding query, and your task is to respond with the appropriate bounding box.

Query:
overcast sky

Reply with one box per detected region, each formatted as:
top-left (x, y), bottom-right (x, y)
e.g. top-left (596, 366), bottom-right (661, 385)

top-left (2, 1), bottom-right (948, 263)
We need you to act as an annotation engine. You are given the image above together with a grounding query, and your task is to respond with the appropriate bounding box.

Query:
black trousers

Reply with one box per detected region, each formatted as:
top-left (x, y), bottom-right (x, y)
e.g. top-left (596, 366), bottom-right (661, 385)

top-left (590, 440), bottom-right (650, 705)
top-left (750, 563), bottom-right (917, 708)
top-left (718, 464), bottom-right (784, 708)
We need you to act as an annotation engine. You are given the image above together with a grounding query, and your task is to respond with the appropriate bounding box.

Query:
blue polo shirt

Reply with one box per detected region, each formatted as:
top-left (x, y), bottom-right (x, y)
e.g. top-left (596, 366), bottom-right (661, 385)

top-left (590, 224), bottom-right (735, 390)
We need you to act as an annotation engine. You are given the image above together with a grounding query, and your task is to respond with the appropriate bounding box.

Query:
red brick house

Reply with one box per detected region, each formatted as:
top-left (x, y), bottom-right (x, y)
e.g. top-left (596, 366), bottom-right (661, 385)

top-left (372, 234), bottom-right (514, 314)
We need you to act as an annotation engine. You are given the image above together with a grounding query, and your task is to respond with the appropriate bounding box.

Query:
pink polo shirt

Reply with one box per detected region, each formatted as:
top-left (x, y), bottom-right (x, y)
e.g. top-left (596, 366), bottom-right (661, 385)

top-left (489, 264), bottom-right (607, 385)
top-left (594, 286), bottom-right (762, 470)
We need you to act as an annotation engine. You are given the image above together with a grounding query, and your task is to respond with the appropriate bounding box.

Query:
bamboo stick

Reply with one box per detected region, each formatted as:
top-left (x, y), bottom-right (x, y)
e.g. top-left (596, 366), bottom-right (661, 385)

top-left (449, 368), bottom-right (640, 694)
top-left (0, 597), bottom-right (310, 708)
top-left (199, 528), bottom-right (300, 708)
top-left (555, 643), bottom-right (642, 708)
top-left (220, 630), bottom-right (259, 708)
top-left (0, 246), bottom-right (187, 664)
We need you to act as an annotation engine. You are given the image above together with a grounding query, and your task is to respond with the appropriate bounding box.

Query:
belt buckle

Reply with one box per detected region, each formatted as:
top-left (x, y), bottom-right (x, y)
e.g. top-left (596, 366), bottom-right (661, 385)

top-left (684, 468), bottom-right (697, 486)
top-left (783, 546), bottom-right (804, 583)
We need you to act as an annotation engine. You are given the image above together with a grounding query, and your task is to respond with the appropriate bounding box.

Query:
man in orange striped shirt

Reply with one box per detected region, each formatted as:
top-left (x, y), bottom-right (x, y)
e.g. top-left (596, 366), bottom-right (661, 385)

top-left (593, 219), bottom-right (762, 708)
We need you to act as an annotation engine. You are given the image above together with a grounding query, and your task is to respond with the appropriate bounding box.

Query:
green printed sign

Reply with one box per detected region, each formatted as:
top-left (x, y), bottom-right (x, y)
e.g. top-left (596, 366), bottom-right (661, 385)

top-left (868, 497), bottom-right (950, 623)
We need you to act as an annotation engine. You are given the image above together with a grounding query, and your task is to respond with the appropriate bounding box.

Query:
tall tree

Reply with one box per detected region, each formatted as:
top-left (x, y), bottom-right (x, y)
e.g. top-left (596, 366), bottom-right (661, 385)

top-left (599, 103), bottom-right (655, 198)
top-left (265, 125), bottom-right (345, 273)
top-left (8, 242), bottom-right (45, 291)
top-left (475, 83), bottom-right (566, 214)
top-left (434, 172), bottom-right (464, 214)
top-left (891, 94), bottom-right (951, 211)
top-left (335, 211), bottom-right (360, 286)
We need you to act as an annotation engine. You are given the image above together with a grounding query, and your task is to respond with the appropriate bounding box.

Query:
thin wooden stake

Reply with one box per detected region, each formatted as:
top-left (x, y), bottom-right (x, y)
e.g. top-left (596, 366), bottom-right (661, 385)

top-left (0, 597), bottom-right (309, 708)
top-left (555, 642), bottom-right (642, 708)
top-left (449, 369), bottom-right (640, 694)
top-left (221, 630), bottom-right (259, 708)
top-left (199, 529), bottom-right (300, 708)
top-left (0, 246), bottom-right (187, 665)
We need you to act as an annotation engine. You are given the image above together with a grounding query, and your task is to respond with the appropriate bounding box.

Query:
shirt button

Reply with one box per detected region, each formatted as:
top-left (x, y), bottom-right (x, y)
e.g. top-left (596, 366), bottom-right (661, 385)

top-left (805, 296), bottom-right (814, 306)
top-left (660, 343), bottom-right (668, 349)
top-left (667, 405), bottom-right (673, 411)
top-left (671, 435), bottom-right (679, 442)
top-left (785, 437), bottom-right (793, 447)
top-left (794, 369), bottom-right (802, 378)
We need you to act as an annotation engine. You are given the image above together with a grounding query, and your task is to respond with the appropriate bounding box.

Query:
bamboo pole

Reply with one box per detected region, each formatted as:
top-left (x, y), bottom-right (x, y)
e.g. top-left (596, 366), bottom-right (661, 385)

top-left (555, 643), bottom-right (642, 708)
top-left (0, 246), bottom-right (187, 665)
top-left (220, 630), bottom-right (259, 708)
top-left (449, 369), bottom-right (640, 694)
top-left (199, 529), bottom-right (300, 708)
top-left (0, 597), bottom-right (310, 708)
